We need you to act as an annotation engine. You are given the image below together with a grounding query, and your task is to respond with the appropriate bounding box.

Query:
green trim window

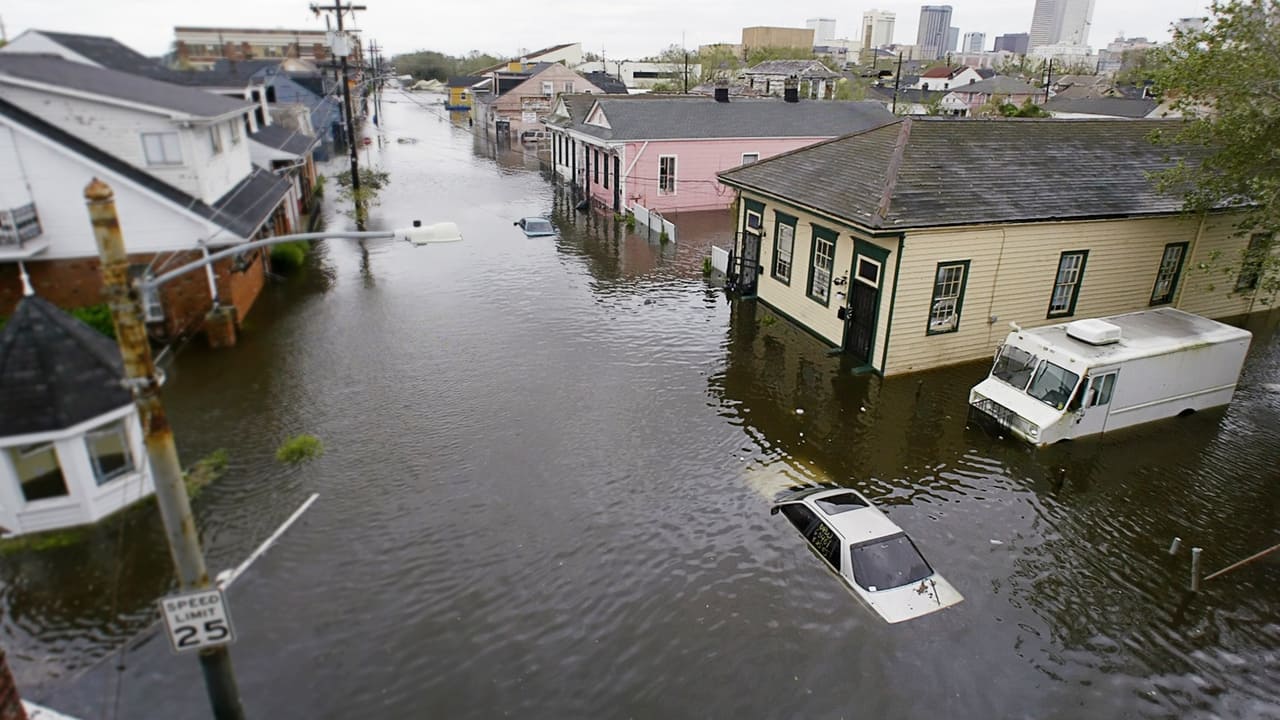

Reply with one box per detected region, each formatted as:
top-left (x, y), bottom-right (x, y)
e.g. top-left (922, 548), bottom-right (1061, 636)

top-left (927, 260), bottom-right (969, 334)
top-left (807, 226), bottom-right (837, 305)
top-left (1150, 242), bottom-right (1188, 305)
top-left (772, 213), bottom-right (797, 284)
top-left (1235, 233), bottom-right (1272, 292)
top-left (1048, 250), bottom-right (1088, 318)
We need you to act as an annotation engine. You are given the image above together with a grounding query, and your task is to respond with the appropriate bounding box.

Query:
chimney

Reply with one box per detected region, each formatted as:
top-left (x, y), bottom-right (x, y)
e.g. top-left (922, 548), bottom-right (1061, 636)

top-left (714, 80), bottom-right (729, 103)
top-left (784, 75), bottom-right (800, 103)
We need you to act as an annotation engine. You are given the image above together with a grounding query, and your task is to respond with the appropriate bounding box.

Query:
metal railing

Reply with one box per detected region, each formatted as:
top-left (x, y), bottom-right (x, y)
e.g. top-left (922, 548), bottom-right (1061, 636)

top-left (0, 203), bottom-right (42, 248)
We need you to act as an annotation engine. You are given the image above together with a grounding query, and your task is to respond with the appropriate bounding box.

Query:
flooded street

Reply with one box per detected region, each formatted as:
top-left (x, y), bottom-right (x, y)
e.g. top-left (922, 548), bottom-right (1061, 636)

top-left (5, 92), bottom-right (1279, 719)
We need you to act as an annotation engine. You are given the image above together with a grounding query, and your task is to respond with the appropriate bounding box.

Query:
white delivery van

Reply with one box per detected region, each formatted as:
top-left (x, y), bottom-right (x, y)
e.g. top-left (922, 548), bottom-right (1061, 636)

top-left (968, 308), bottom-right (1252, 446)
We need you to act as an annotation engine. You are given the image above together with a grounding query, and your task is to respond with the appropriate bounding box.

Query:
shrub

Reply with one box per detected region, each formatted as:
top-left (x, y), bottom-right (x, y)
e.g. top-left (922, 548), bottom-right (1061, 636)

top-left (277, 434), bottom-right (324, 464)
top-left (271, 241), bottom-right (309, 273)
top-left (71, 304), bottom-right (116, 338)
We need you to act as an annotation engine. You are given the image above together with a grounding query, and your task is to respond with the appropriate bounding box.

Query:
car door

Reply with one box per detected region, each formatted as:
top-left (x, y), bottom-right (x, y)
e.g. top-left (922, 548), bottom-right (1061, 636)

top-left (777, 503), bottom-right (841, 571)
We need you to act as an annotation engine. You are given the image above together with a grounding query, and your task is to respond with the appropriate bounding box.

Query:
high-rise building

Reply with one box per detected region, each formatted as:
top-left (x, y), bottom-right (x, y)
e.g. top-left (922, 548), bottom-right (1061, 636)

top-left (963, 32), bottom-right (987, 53)
top-left (1029, 0), bottom-right (1096, 49)
top-left (806, 18), bottom-right (837, 44)
top-left (994, 32), bottom-right (1031, 54)
top-left (947, 26), bottom-right (960, 53)
top-left (915, 5), bottom-right (954, 60)
top-left (861, 9), bottom-right (897, 49)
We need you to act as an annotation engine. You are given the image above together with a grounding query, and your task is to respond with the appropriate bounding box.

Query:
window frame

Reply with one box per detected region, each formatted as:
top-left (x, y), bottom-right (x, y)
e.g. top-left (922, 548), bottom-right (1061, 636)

top-left (1047, 250), bottom-right (1088, 319)
top-left (9, 442), bottom-right (70, 504)
top-left (603, 151), bottom-right (610, 189)
top-left (563, 81), bottom-right (574, 93)
top-left (806, 225), bottom-right (838, 306)
top-left (541, 80), bottom-right (554, 96)
top-left (741, 152), bottom-right (760, 165)
top-left (658, 155), bottom-right (677, 195)
top-left (1149, 242), bottom-right (1188, 305)
top-left (593, 148), bottom-right (599, 184)
top-left (771, 212), bottom-right (797, 285)
top-left (141, 132), bottom-right (183, 166)
top-left (1235, 232), bottom-right (1273, 293)
top-left (927, 260), bottom-right (969, 335)
top-left (87, 418), bottom-right (136, 486)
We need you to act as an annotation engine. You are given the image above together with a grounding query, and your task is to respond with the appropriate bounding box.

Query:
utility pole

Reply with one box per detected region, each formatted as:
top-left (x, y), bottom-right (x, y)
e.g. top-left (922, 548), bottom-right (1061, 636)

top-left (312, 1), bottom-right (368, 229)
top-left (85, 179), bottom-right (245, 720)
top-left (1044, 58), bottom-right (1054, 102)
top-left (892, 52), bottom-right (903, 114)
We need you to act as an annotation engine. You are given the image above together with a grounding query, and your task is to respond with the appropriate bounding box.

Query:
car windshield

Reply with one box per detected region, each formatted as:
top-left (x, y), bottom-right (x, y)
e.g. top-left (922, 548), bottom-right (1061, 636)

top-left (992, 345), bottom-right (1038, 390)
top-left (525, 220), bottom-right (552, 233)
top-left (1026, 361), bottom-right (1080, 410)
top-left (849, 534), bottom-right (933, 591)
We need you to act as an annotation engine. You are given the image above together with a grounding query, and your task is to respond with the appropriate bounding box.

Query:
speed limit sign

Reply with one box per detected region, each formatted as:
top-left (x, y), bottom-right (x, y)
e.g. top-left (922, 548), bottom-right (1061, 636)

top-left (159, 588), bottom-right (236, 653)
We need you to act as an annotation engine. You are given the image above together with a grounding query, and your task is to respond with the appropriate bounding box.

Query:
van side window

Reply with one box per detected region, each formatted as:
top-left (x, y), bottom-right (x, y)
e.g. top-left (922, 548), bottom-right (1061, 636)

top-left (1088, 374), bottom-right (1116, 407)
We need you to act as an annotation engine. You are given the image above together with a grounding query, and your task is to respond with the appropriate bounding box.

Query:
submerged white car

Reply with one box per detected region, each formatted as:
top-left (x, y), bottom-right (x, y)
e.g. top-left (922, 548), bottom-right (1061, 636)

top-left (771, 488), bottom-right (963, 623)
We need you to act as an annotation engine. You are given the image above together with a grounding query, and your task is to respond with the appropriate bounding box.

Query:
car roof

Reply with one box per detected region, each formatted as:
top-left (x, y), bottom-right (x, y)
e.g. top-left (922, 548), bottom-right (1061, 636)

top-left (777, 488), bottom-right (903, 543)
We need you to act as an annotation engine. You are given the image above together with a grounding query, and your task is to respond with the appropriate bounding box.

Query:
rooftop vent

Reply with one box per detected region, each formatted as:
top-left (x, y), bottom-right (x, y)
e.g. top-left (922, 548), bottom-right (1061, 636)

top-left (1066, 319), bottom-right (1122, 345)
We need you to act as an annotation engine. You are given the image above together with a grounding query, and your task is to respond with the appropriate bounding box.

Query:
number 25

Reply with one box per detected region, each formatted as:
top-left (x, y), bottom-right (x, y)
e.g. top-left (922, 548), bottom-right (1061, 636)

top-left (204, 619), bottom-right (229, 642)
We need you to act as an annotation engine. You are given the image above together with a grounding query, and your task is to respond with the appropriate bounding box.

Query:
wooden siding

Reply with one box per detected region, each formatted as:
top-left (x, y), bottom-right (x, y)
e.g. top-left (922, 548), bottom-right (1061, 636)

top-left (883, 214), bottom-right (1259, 375)
top-left (1175, 213), bottom-right (1260, 319)
top-left (739, 191), bottom-right (898, 367)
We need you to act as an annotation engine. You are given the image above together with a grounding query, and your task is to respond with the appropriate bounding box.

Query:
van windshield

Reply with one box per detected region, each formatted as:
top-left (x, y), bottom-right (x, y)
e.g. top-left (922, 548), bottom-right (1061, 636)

top-left (992, 345), bottom-right (1038, 390)
top-left (1027, 361), bottom-right (1080, 410)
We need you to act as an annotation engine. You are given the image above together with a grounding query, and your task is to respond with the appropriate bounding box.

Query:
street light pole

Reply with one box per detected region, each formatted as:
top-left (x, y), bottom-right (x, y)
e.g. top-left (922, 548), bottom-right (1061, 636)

top-left (85, 179), bottom-right (245, 720)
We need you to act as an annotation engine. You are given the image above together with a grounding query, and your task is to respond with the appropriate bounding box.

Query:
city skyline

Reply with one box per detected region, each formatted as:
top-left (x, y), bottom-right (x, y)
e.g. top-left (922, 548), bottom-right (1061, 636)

top-left (3, 0), bottom-right (1214, 60)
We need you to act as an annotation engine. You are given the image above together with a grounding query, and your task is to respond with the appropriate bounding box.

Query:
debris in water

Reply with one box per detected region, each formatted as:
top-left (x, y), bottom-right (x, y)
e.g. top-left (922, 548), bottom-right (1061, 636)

top-left (795, 408), bottom-right (805, 415)
top-left (990, 539), bottom-right (1004, 545)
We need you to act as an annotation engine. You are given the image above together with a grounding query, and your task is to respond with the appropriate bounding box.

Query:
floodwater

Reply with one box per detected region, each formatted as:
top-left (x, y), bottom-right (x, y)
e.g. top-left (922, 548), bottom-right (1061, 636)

top-left (4, 92), bottom-right (1279, 719)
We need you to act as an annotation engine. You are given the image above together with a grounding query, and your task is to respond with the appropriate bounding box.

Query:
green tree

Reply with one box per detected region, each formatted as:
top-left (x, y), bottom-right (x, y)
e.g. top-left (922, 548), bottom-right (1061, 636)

top-left (651, 44), bottom-right (698, 92)
top-left (744, 46), bottom-right (818, 66)
top-left (697, 45), bottom-right (742, 83)
top-left (1148, 0), bottom-right (1280, 302)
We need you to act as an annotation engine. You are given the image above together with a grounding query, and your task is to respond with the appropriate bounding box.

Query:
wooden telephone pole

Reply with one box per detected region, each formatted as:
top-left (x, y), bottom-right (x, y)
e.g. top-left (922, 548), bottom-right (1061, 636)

top-left (311, 1), bottom-right (368, 229)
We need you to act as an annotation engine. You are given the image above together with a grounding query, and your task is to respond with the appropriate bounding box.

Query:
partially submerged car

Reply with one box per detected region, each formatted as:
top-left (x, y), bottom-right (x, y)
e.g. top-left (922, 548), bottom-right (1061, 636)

top-left (771, 487), bottom-right (963, 623)
top-left (514, 217), bottom-right (556, 237)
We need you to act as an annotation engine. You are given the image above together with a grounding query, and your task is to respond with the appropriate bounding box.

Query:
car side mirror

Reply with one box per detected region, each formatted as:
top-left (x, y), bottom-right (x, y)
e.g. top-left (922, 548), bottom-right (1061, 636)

top-left (513, 221), bottom-right (519, 226)
top-left (769, 506), bottom-right (780, 515)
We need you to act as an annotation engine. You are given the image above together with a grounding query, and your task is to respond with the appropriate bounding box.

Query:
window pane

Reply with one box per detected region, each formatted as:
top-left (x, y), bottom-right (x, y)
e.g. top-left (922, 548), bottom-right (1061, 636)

top-left (88, 420), bottom-right (134, 485)
top-left (993, 346), bottom-right (1038, 389)
top-left (780, 504), bottom-right (816, 534)
top-left (1235, 233), bottom-right (1272, 291)
top-left (774, 223), bottom-right (794, 281)
top-left (209, 127), bottom-right (222, 153)
top-left (806, 520), bottom-right (841, 569)
top-left (1049, 252), bottom-right (1085, 315)
top-left (1089, 373), bottom-right (1116, 406)
top-left (850, 534), bottom-right (933, 591)
top-left (1027, 361), bottom-right (1079, 410)
top-left (814, 493), bottom-right (868, 515)
top-left (10, 444), bottom-right (69, 502)
top-left (162, 133), bottom-right (182, 162)
top-left (929, 262), bottom-right (965, 333)
top-left (1152, 244), bottom-right (1185, 304)
top-left (857, 258), bottom-right (880, 285)
top-left (810, 234), bottom-right (834, 302)
top-left (742, 153), bottom-right (759, 164)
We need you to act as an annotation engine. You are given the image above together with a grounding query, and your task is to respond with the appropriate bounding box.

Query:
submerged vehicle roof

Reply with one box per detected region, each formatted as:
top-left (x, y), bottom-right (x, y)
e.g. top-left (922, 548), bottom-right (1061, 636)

top-left (1010, 308), bottom-right (1251, 367)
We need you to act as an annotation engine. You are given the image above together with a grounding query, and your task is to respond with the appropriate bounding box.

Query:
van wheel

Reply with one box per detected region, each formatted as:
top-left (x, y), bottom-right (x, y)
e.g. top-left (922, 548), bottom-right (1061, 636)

top-left (1178, 408), bottom-right (1196, 417)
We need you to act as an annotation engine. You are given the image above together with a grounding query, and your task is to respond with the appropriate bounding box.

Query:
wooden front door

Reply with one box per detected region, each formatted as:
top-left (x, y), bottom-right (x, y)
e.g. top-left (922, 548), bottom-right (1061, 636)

top-left (844, 251), bottom-right (885, 365)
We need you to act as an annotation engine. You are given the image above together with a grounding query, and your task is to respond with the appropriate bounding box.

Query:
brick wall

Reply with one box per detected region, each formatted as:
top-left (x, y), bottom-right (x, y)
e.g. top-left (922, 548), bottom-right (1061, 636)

top-left (0, 648), bottom-right (26, 720)
top-left (0, 249), bottom-right (266, 341)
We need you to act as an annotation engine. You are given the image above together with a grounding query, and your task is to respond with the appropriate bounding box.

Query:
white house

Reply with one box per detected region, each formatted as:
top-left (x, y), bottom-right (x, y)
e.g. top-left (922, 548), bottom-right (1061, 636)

top-left (912, 65), bottom-right (987, 91)
top-left (0, 53), bottom-right (291, 346)
top-left (0, 295), bottom-right (153, 537)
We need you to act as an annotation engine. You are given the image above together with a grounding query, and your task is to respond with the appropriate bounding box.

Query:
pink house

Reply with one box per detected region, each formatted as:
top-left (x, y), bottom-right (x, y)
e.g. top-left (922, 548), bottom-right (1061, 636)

top-left (544, 92), bottom-right (893, 214)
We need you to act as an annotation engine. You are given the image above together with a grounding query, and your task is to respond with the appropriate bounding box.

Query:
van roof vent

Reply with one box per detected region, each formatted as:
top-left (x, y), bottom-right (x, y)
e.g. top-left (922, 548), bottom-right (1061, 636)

top-left (1066, 318), bottom-right (1122, 345)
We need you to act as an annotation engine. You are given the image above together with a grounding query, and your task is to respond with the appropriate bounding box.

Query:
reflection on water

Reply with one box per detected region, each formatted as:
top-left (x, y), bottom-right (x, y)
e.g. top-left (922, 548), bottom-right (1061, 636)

top-left (4, 91), bottom-right (1278, 720)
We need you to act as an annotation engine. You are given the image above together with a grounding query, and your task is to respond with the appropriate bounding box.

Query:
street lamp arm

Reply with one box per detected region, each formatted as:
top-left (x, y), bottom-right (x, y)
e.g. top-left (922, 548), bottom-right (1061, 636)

top-left (143, 223), bottom-right (461, 290)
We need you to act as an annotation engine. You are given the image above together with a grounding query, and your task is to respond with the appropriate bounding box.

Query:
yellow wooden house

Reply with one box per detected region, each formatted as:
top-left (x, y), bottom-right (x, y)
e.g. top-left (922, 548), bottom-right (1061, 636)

top-left (446, 76), bottom-right (482, 111)
top-left (718, 118), bottom-right (1272, 376)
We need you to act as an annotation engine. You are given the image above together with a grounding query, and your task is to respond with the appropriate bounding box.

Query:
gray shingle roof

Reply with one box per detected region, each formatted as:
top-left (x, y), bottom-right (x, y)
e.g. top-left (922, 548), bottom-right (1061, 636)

top-left (0, 295), bottom-right (132, 437)
top-left (0, 54), bottom-right (251, 118)
top-left (548, 96), bottom-right (894, 141)
top-left (250, 123), bottom-right (319, 156)
top-left (1043, 96), bottom-right (1158, 118)
top-left (718, 117), bottom-right (1201, 231)
top-left (30, 30), bottom-right (170, 79)
top-left (948, 76), bottom-right (1042, 95)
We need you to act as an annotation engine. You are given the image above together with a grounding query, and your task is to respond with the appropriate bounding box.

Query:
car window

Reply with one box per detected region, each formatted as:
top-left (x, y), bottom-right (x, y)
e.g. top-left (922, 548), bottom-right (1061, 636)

top-left (807, 520), bottom-right (842, 569)
top-left (814, 493), bottom-right (868, 515)
top-left (527, 220), bottom-right (552, 233)
top-left (849, 534), bottom-right (933, 591)
top-left (779, 504), bottom-right (817, 535)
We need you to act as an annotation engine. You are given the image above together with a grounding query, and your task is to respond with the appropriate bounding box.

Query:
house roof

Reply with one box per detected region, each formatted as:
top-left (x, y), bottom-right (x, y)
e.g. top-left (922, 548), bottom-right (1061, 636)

top-left (921, 65), bottom-right (966, 79)
top-left (0, 295), bottom-right (132, 437)
top-left (0, 53), bottom-right (251, 118)
top-left (163, 59), bottom-right (278, 88)
top-left (718, 118), bottom-right (1200, 231)
top-left (743, 60), bottom-right (838, 78)
top-left (446, 75), bottom-right (484, 88)
top-left (547, 96), bottom-right (894, 141)
top-left (249, 123), bottom-right (319, 155)
top-left (475, 43), bottom-right (577, 73)
top-left (948, 76), bottom-right (1041, 95)
top-left (0, 97), bottom-right (289, 241)
top-left (1043, 96), bottom-right (1158, 118)
top-left (18, 30), bottom-right (171, 79)
top-left (581, 71), bottom-right (628, 94)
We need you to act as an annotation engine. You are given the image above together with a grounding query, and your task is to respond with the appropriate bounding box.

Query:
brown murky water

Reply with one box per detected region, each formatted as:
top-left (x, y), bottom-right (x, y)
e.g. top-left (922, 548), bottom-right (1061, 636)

top-left (4, 92), bottom-right (1278, 719)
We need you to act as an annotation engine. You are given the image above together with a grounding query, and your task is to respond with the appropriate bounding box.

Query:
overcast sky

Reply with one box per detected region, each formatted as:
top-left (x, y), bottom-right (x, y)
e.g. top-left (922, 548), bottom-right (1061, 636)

top-left (4, 0), bottom-right (1214, 59)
